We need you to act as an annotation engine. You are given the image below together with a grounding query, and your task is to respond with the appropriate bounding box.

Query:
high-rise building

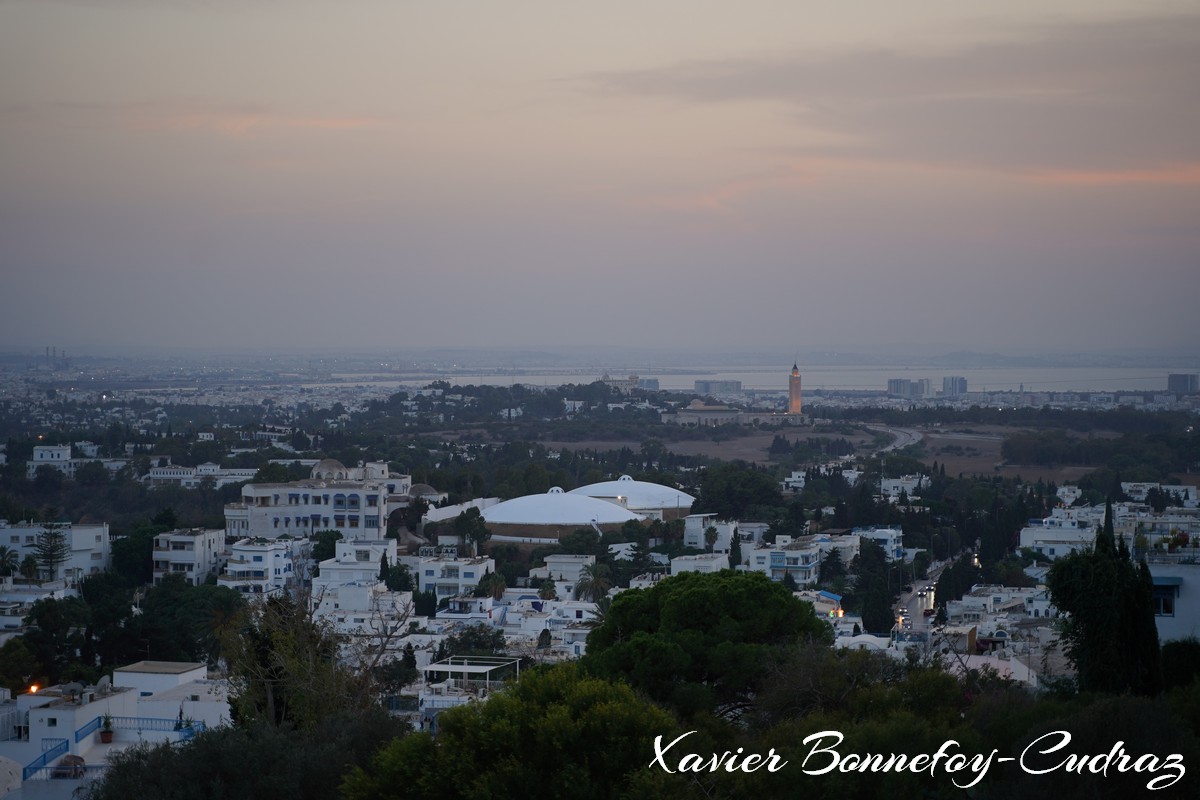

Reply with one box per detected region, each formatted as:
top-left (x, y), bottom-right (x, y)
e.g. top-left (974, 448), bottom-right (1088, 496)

top-left (694, 379), bottom-right (742, 394)
top-left (1167, 374), bottom-right (1199, 394)
top-left (887, 378), bottom-right (912, 397)
top-left (788, 363), bottom-right (803, 414)
top-left (943, 376), bottom-right (968, 396)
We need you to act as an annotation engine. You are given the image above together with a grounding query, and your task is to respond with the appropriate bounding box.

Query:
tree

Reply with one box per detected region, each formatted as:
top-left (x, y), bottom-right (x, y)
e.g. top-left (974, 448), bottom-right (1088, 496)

top-left (851, 539), bottom-right (894, 634)
top-left (574, 563), bottom-right (611, 602)
top-left (414, 589), bottom-right (438, 618)
top-left (693, 463), bottom-right (782, 520)
top-left (453, 507), bottom-right (491, 556)
top-left (537, 579), bottom-right (558, 601)
top-left (384, 564), bottom-right (413, 592)
top-left (34, 523), bottom-right (71, 582)
top-left (379, 553), bottom-right (390, 583)
top-left (584, 570), bottom-right (832, 717)
top-left (819, 547), bottom-right (846, 584)
top-left (311, 530), bottom-right (342, 563)
top-left (74, 460), bottom-right (111, 486)
top-left (0, 546), bottom-right (18, 577)
top-left (435, 624), bottom-right (507, 660)
top-left (22, 596), bottom-right (92, 685)
top-left (475, 571), bottom-right (507, 600)
top-left (79, 709), bottom-right (408, 800)
top-left (221, 595), bottom-right (371, 729)
top-left (342, 663), bottom-right (688, 800)
top-left (110, 523), bottom-right (163, 586)
top-left (134, 575), bottom-right (246, 665)
top-left (0, 638), bottom-right (38, 694)
top-left (1047, 500), bottom-right (1161, 695)
top-left (19, 554), bottom-right (39, 584)
top-left (404, 497), bottom-right (429, 532)
top-left (728, 530), bottom-right (743, 568)
top-left (250, 463), bottom-right (291, 484)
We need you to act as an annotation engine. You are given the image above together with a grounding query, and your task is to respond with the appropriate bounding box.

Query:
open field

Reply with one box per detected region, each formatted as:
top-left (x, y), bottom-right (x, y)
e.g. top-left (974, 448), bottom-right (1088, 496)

top-left (541, 434), bottom-right (778, 464)
top-left (543, 428), bottom-right (879, 465)
top-left (919, 426), bottom-right (1098, 484)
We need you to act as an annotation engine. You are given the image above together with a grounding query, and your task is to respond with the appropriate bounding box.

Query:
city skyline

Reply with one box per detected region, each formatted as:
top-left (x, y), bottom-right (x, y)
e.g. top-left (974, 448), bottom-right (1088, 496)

top-left (2, 1), bottom-right (1197, 355)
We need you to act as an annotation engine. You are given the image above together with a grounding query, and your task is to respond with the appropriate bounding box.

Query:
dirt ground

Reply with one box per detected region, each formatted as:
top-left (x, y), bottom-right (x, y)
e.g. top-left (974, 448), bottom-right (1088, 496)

top-left (468, 423), bottom-right (1180, 484)
top-left (544, 429), bottom-right (878, 466)
top-left (920, 426), bottom-right (1097, 483)
top-left (542, 434), bottom-right (779, 464)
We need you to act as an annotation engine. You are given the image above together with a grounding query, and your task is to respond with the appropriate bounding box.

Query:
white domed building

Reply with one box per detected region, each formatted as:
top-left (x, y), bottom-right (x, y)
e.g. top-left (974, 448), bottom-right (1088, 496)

top-left (481, 487), bottom-right (645, 548)
top-left (568, 475), bottom-right (695, 521)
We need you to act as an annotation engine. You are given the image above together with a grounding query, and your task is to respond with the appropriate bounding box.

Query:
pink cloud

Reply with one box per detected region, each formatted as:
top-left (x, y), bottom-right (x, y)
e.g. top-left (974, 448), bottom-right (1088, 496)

top-left (1022, 164), bottom-right (1200, 186)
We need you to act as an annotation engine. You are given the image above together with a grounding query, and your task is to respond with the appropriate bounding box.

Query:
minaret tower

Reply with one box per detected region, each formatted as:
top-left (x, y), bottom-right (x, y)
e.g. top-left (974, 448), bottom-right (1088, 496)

top-left (788, 363), bottom-right (802, 415)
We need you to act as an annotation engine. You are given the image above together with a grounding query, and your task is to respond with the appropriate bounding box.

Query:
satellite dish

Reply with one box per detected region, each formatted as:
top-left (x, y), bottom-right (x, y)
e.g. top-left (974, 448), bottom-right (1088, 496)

top-left (97, 676), bottom-right (112, 695)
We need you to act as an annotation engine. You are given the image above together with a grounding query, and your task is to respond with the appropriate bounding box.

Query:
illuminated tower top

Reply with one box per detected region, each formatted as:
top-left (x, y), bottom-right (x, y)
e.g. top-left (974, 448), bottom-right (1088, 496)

top-left (788, 363), bottom-right (802, 415)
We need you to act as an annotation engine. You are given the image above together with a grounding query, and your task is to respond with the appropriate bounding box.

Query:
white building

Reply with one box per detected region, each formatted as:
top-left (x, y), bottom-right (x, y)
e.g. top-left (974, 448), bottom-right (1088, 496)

top-left (0, 521), bottom-right (110, 584)
top-left (670, 553), bottom-right (729, 575)
top-left (151, 528), bottom-right (224, 586)
top-left (1019, 517), bottom-right (1097, 559)
top-left (880, 475), bottom-right (924, 500)
top-left (25, 445), bottom-right (73, 479)
top-left (748, 535), bottom-right (824, 586)
top-left (529, 554), bottom-right (594, 585)
top-left (224, 459), bottom-right (404, 541)
top-left (567, 475), bottom-right (694, 521)
top-left (682, 514), bottom-right (738, 552)
top-left (1146, 557), bottom-right (1200, 643)
top-left (854, 527), bottom-right (905, 561)
top-left (408, 549), bottom-right (495, 601)
top-left (0, 660), bottom-right (227, 792)
top-left (216, 538), bottom-right (304, 597)
top-left (0, 577), bottom-right (77, 645)
top-left (25, 444), bottom-right (126, 481)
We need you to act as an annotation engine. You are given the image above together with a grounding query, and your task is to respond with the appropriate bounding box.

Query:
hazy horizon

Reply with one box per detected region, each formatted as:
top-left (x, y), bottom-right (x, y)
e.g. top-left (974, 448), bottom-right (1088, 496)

top-left (2, 1), bottom-right (1197, 355)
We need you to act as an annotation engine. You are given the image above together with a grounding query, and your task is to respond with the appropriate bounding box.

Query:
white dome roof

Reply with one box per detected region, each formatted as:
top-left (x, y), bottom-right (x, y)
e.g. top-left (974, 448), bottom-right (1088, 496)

top-left (568, 475), bottom-right (695, 511)
top-left (483, 487), bottom-right (645, 526)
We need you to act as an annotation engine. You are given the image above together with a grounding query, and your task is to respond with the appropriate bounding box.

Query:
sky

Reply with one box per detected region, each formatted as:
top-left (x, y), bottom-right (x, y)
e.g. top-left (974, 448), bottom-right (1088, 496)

top-left (1, 1), bottom-right (1197, 358)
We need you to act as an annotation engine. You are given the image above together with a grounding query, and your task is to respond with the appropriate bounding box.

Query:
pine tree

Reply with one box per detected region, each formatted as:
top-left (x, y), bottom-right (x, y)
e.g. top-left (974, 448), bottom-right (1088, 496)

top-left (1047, 498), bottom-right (1161, 695)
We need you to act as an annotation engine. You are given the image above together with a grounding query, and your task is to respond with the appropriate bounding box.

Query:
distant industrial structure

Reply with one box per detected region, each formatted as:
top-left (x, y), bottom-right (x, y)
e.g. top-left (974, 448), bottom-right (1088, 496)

top-left (1168, 373), bottom-right (1198, 394)
top-left (943, 376), bottom-right (968, 396)
top-left (886, 378), bottom-right (931, 399)
top-left (693, 379), bottom-right (742, 395)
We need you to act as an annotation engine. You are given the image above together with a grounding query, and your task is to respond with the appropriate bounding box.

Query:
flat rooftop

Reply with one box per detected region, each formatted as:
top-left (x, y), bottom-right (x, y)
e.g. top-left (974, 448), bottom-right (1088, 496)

top-left (115, 660), bottom-right (206, 675)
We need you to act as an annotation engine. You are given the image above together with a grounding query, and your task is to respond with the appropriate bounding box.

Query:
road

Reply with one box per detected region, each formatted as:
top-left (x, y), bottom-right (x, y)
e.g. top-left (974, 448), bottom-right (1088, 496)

top-left (865, 424), bottom-right (924, 453)
top-left (896, 563), bottom-right (945, 633)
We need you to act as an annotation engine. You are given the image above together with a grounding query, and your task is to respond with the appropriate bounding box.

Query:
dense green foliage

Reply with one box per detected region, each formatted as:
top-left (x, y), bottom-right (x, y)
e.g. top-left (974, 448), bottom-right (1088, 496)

top-left (1047, 502), bottom-right (1161, 695)
top-left (342, 663), bottom-right (690, 800)
top-left (79, 710), bottom-right (408, 800)
top-left (583, 571), bottom-right (831, 717)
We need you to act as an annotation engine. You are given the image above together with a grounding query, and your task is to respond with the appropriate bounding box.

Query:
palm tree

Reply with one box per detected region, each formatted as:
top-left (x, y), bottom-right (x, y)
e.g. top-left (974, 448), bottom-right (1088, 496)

top-left (585, 595), bottom-right (612, 628)
top-left (575, 563), bottom-right (612, 602)
top-left (0, 546), bottom-right (18, 577)
top-left (19, 554), bottom-right (39, 584)
top-left (537, 579), bottom-right (557, 601)
top-left (477, 572), bottom-right (507, 600)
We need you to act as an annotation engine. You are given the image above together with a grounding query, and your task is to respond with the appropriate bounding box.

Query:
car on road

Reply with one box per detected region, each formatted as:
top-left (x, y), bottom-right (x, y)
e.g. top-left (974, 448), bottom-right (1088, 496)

top-left (923, 608), bottom-right (936, 617)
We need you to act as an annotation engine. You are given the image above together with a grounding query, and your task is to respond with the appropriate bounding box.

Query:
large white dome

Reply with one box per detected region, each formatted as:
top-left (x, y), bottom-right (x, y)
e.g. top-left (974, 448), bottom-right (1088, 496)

top-left (568, 475), bottom-right (695, 512)
top-left (483, 487), bottom-right (645, 526)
